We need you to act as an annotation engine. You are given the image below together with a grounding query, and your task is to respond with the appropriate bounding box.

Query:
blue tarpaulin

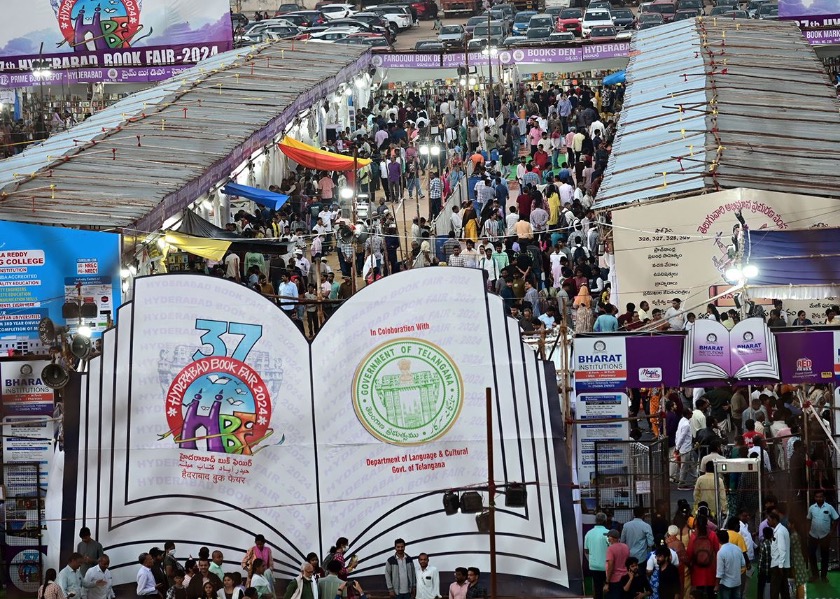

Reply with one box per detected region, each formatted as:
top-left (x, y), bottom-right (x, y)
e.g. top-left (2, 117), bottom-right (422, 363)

top-left (603, 70), bottom-right (626, 86)
top-left (750, 228), bottom-right (840, 286)
top-left (222, 182), bottom-right (290, 211)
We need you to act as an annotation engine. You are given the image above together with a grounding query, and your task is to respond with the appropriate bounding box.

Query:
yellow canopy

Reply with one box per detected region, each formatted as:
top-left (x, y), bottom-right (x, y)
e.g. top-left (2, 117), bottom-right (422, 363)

top-left (164, 231), bottom-right (232, 262)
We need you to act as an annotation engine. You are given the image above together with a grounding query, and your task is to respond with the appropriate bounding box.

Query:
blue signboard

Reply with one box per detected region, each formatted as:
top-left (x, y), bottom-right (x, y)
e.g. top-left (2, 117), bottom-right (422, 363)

top-left (0, 221), bottom-right (121, 354)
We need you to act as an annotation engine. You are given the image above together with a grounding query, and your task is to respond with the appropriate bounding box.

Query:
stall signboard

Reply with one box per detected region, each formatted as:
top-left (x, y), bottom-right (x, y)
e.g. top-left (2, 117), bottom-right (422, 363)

top-left (370, 43), bottom-right (630, 69)
top-left (1, 360), bottom-right (54, 415)
top-left (682, 318), bottom-right (779, 382)
top-left (0, 65), bottom-right (191, 88)
top-left (574, 337), bottom-right (630, 486)
top-left (610, 188), bottom-right (840, 325)
top-left (0, 221), bottom-right (121, 354)
top-left (775, 330), bottom-right (835, 384)
top-left (0, 0), bottom-right (232, 78)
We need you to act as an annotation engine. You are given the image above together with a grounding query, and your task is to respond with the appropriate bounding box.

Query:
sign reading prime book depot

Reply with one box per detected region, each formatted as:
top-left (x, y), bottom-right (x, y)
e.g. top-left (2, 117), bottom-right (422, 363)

top-left (53, 271), bottom-right (582, 597)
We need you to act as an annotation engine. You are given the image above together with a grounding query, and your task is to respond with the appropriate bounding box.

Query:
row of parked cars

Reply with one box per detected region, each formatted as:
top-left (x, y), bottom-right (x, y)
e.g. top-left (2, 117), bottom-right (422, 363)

top-left (415, 0), bottom-right (778, 50)
top-left (233, 1), bottom-right (435, 48)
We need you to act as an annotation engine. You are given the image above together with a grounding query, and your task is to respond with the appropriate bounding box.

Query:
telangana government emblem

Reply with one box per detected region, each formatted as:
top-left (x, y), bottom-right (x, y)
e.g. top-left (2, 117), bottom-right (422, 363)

top-left (352, 338), bottom-right (464, 446)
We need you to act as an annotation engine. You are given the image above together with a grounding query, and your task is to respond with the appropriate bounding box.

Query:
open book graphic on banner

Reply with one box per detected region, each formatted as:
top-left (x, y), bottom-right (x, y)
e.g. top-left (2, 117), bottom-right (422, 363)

top-left (49, 270), bottom-right (582, 597)
top-left (682, 317), bottom-right (779, 382)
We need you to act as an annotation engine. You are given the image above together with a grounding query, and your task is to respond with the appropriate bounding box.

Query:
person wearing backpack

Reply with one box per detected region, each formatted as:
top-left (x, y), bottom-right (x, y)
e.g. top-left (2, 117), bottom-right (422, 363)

top-left (686, 515), bottom-right (720, 599)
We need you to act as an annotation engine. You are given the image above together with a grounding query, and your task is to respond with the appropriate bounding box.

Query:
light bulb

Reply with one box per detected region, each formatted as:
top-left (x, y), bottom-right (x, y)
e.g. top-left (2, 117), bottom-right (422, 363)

top-left (725, 268), bottom-right (741, 283)
top-left (742, 264), bottom-right (758, 278)
top-left (77, 325), bottom-right (92, 338)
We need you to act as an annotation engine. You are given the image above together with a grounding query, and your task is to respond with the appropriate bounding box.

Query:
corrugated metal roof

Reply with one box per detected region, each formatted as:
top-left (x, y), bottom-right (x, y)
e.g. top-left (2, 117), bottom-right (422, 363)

top-left (0, 42), bottom-right (370, 230)
top-left (594, 19), bottom-right (840, 209)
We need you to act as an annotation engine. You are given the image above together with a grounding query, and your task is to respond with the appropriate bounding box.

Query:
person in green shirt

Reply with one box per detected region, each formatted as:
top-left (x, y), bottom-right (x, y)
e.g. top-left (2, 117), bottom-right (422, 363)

top-left (284, 564), bottom-right (317, 599)
top-left (317, 561), bottom-right (342, 599)
top-left (584, 512), bottom-right (610, 599)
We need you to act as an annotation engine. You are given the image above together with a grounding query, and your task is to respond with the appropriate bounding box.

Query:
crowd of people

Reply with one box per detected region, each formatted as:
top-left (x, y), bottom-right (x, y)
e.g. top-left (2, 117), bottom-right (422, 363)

top-left (37, 533), bottom-right (490, 599)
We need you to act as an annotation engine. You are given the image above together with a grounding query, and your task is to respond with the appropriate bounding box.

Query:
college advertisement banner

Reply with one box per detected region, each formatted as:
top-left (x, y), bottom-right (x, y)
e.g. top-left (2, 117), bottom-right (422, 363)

top-left (55, 271), bottom-right (582, 596)
top-left (775, 330), bottom-right (835, 384)
top-left (1, 360), bottom-right (55, 415)
top-left (610, 188), bottom-right (840, 324)
top-left (682, 318), bottom-right (778, 382)
top-left (0, 0), bottom-right (232, 75)
top-left (0, 221), bottom-right (121, 354)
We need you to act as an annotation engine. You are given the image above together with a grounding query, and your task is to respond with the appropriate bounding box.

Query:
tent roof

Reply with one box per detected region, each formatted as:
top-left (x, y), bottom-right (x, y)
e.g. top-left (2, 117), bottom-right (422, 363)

top-left (595, 19), bottom-right (840, 209)
top-left (175, 209), bottom-right (291, 254)
top-left (0, 41), bottom-right (370, 230)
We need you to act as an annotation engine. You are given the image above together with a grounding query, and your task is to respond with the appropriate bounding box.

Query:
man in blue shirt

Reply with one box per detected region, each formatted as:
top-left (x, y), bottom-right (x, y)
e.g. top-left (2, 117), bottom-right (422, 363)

top-left (593, 304), bottom-right (619, 332)
top-left (583, 512), bottom-right (610, 599)
top-left (621, 506), bottom-right (654, 564)
top-left (715, 530), bottom-right (745, 599)
top-left (807, 490), bottom-right (839, 581)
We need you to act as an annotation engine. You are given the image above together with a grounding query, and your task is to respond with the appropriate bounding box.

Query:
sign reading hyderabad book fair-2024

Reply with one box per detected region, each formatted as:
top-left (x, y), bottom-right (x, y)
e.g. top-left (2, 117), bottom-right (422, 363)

top-left (0, 0), bottom-right (232, 85)
top-left (59, 270), bottom-right (581, 595)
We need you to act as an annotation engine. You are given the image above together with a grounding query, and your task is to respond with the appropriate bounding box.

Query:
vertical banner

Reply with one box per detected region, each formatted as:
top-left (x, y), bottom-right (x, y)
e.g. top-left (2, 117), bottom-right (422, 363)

top-left (775, 331), bottom-right (835, 384)
top-left (573, 337), bottom-right (630, 489)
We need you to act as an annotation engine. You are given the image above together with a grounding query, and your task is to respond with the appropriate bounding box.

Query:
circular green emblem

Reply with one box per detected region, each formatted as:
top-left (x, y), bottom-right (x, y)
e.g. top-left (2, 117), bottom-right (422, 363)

top-left (352, 337), bottom-right (464, 446)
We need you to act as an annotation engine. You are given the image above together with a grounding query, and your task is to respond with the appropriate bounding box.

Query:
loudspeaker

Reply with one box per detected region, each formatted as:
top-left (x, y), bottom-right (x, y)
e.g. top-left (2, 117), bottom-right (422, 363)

top-left (475, 511), bottom-right (490, 533)
top-left (70, 335), bottom-right (92, 360)
top-left (443, 491), bottom-right (460, 515)
top-left (41, 363), bottom-right (70, 389)
top-left (62, 301), bottom-right (79, 319)
top-left (505, 483), bottom-right (527, 508)
top-left (80, 302), bottom-right (98, 318)
top-left (459, 491), bottom-right (483, 513)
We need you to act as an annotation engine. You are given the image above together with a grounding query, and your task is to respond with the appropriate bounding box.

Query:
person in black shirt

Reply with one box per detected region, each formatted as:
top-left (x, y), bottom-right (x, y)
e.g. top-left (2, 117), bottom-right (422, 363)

top-left (465, 567), bottom-right (487, 599)
top-left (619, 557), bottom-right (651, 599)
top-left (651, 547), bottom-right (680, 599)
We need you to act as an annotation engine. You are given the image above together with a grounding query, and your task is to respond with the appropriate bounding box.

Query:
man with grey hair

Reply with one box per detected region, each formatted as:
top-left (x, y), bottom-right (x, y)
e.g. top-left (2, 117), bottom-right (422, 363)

top-left (584, 512), bottom-right (610, 599)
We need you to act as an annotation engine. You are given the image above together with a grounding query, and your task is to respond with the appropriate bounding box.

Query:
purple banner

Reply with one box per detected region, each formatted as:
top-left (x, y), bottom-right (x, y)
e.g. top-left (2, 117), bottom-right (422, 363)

top-left (775, 330), bottom-right (836, 383)
top-left (0, 65), bottom-right (190, 88)
top-left (625, 336), bottom-right (683, 387)
top-left (371, 42), bottom-right (630, 69)
top-left (802, 28), bottom-right (840, 43)
top-left (683, 318), bottom-right (779, 383)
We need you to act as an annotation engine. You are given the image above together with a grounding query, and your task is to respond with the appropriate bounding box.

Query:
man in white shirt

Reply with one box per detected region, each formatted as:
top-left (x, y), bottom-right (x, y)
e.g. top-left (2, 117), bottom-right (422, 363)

top-left (506, 207), bottom-right (519, 236)
top-left (136, 553), bottom-right (159, 598)
top-left (673, 409), bottom-right (693, 489)
top-left (768, 512), bottom-right (790, 599)
top-left (450, 205), bottom-right (463, 238)
top-left (664, 298), bottom-right (685, 330)
top-left (83, 555), bottom-right (113, 599)
top-left (223, 252), bottom-right (241, 283)
top-left (415, 553), bottom-right (441, 599)
top-left (57, 553), bottom-right (88, 599)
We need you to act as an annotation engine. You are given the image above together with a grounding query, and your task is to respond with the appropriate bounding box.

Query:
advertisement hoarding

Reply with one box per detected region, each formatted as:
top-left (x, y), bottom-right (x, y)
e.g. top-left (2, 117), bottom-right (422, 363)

top-left (0, 221), bottom-right (122, 354)
top-left (0, 1), bottom-right (232, 77)
top-left (610, 188), bottom-right (840, 325)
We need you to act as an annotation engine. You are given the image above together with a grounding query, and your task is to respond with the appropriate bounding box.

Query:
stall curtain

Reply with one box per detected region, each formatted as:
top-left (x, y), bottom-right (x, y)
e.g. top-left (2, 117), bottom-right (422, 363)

top-left (221, 182), bottom-right (290, 211)
top-left (278, 136), bottom-right (371, 171)
top-left (749, 228), bottom-right (840, 286)
top-left (164, 231), bottom-right (232, 261)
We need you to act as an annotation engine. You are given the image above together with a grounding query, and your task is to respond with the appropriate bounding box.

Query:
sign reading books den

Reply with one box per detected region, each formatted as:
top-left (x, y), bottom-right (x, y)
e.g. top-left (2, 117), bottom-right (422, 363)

top-left (681, 318), bottom-right (780, 382)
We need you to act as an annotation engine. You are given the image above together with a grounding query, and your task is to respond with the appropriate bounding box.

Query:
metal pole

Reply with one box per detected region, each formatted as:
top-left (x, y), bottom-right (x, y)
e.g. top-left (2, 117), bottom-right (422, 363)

top-left (486, 387), bottom-right (497, 599)
top-left (350, 150), bottom-right (359, 293)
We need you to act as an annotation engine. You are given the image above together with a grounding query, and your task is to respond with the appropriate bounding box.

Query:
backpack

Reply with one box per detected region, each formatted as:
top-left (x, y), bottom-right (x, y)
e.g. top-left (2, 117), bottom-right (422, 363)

top-left (693, 535), bottom-right (714, 567)
top-left (321, 551), bottom-right (336, 571)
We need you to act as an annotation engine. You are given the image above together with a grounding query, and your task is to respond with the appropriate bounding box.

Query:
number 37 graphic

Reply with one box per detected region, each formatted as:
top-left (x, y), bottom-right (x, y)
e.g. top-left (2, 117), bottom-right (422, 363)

top-left (192, 319), bottom-right (263, 361)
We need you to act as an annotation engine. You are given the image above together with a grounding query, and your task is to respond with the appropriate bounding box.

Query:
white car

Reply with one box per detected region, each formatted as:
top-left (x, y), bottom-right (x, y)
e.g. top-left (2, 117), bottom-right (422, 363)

top-left (319, 3), bottom-right (355, 19)
top-left (308, 26), bottom-right (362, 40)
top-left (367, 5), bottom-right (413, 30)
top-left (582, 9), bottom-right (613, 37)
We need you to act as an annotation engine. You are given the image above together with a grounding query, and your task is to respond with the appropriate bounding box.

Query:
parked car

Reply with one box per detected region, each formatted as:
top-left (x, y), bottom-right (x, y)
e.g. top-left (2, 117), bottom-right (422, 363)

top-left (549, 31), bottom-right (577, 42)
top-left (465, 15), bottom-right (487, 36)
top-left (495, 3), bottom-right (518, 20)
top-left (503, 34), bottom-right (529, 46)
top-left (365, 5), bottom-right (413, 29)
top-left (335, 32), bottom-right (393, 47)
top-left (483, 8), bottom-right (513, 32)
top-left (723, 9), bottom-right (751, 17)
top-left (284, 10), bottom-right (327, 26)
top-left (467, 21), bottom-right (506, 49)
top-left (275, 3), bottom-right (305, 16)
top-left (353, 11), bottom-right (399, 34)
top-left (588, 0), bottom-right (612, 10)
top-left (438, 24), bottom-right (466, 47)
top-left (401, 0), bottom-right (438, 19)
top-left (674, 8), bottom-right (698, 19)
top-left (529, 13), bottom-right (559, 32)
top-left (415, 39), bottom-right (446, 50)
top-left (526, 26), bottom-right (554, 40)
top-left (582, 8), bottom-right (613, 36)
top-left (746, 0), bottom-right (769, 17)
top-left (512, 10), bottom-right (538, 35)
top-left (648, 0), bottom-right (677, 22)
top-left (715, 0), bottom-right (739, 7)
top-left (319, 3), bottom-right (356, 19)
top-left (296, 26), bottom-right (361, 40)
top-left (557, 7), bottom-right (584, 34)
top-left (757, 3), bottom-right (779, 18)
top-left (677, 0), bottom-right (704, 14)
top-left (637, 12), bottom-right (664, 26)
top-left (588, 24), bottom-right (617, 41)
top-left (610, 7), bottom-right (635, 28)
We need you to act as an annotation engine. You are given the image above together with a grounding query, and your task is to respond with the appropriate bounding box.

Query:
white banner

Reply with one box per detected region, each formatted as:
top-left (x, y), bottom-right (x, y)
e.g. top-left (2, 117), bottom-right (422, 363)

top-left (611, 188), bottom-right (840, 322)
top-left (52, 270), bottom-right (582, 595)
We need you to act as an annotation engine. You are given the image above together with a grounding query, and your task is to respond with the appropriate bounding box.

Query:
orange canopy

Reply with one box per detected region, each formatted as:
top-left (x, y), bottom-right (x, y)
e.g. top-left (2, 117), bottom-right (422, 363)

top-left (278, 137), bottom-right (371, 171)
